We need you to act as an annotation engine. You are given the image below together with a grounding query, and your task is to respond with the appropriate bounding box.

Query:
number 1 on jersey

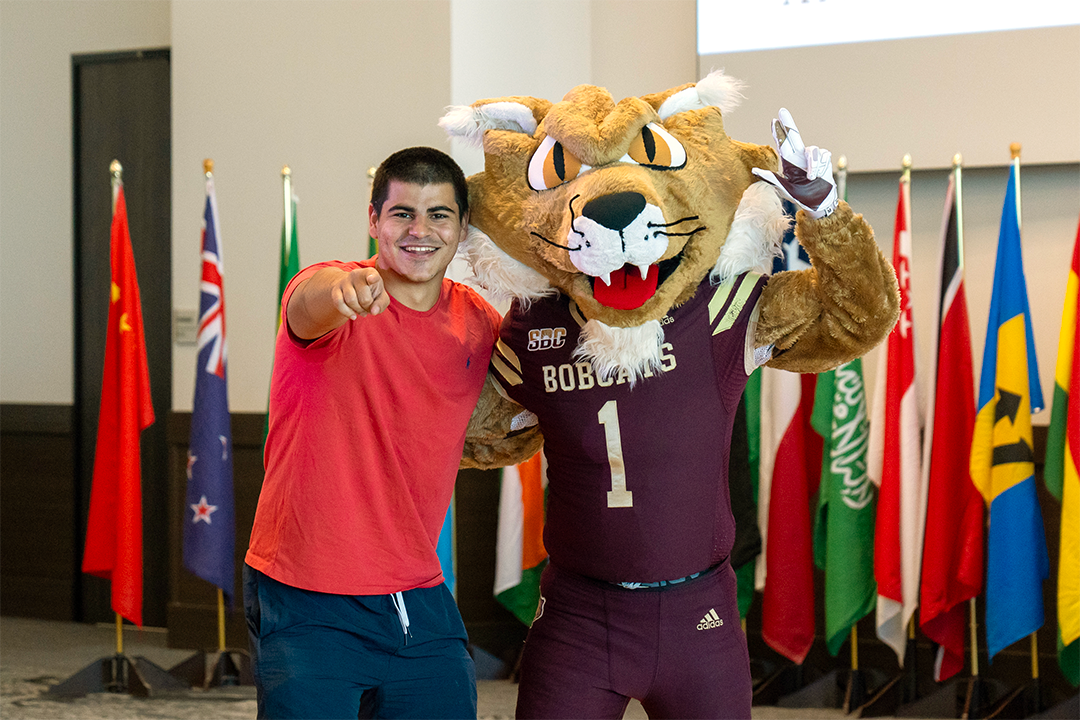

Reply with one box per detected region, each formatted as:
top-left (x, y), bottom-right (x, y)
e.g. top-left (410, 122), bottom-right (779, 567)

top-left (599, 400), bottom-right (633, 508)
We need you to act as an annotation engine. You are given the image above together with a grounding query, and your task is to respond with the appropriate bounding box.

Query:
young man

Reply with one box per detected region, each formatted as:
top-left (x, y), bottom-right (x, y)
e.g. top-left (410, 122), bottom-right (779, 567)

top-left (244, 147), bottom-right (501, 719)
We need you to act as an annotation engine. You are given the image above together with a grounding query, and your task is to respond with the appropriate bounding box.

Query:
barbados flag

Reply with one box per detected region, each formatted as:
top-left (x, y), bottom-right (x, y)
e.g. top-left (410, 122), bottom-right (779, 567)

top-left (969, 163), bottom-right (1049, 661)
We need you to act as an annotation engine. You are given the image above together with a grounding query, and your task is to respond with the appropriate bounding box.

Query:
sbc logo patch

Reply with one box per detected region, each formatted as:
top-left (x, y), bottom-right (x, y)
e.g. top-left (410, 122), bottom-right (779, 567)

top-left (527, 327), bottom-right (567, 351)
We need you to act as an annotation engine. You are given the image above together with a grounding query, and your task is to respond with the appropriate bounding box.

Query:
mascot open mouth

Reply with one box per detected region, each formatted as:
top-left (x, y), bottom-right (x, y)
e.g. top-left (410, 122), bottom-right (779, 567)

top-left (591, 252), bottom-right (683, 309)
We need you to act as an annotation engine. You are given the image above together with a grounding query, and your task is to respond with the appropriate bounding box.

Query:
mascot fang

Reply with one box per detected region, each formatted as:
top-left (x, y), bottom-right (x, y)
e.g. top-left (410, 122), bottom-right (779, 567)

top-left (448, 72), bottom-right (899, 719)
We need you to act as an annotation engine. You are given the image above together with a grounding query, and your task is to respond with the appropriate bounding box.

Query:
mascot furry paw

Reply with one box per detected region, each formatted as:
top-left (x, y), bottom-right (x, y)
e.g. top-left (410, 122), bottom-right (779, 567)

top-left (447, 72), bottom-right (899, 718)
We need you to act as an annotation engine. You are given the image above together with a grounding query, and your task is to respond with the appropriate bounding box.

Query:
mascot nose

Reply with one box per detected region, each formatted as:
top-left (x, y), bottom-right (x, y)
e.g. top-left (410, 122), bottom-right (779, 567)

top-left (581, 192), bottom-right (647, 232)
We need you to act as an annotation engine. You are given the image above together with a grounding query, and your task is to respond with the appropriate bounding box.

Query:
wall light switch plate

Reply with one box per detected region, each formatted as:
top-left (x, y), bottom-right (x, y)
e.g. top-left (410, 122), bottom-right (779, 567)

top-left (173, 308), bottom-right (198, 346)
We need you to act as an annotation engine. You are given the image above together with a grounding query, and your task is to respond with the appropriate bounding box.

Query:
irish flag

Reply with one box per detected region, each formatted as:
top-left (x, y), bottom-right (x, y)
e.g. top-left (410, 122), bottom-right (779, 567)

top-left (1044, 219), bottom-right (1080, 686)
top-left (494, 452), bottom-right (548, 626)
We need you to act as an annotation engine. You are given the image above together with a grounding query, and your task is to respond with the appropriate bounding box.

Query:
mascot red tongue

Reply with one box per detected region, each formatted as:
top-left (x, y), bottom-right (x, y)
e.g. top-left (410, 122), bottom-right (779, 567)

top-left (594, 264), bottom-right (659, 309)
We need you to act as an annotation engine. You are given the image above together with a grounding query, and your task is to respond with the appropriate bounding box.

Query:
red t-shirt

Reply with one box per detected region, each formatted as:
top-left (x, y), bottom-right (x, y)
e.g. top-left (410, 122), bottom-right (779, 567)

top-left (245, 260), bottom-right (501, 595)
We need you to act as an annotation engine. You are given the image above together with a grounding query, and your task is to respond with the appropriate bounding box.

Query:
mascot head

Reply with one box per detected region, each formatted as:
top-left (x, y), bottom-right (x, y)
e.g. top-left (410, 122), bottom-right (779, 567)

top-left (441, 71), bottom-right (789, 338)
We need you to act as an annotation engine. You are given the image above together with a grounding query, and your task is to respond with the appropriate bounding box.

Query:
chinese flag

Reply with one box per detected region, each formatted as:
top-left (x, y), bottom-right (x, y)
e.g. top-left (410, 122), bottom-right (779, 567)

top-left (81, 185), bottom-right (154, 627)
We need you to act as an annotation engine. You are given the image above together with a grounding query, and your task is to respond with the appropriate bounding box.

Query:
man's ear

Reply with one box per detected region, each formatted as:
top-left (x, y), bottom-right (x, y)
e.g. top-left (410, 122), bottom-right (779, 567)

top-left (459, 210), bottom-right (470, 238)
top-left (368, 203), bottom-right (379, 240)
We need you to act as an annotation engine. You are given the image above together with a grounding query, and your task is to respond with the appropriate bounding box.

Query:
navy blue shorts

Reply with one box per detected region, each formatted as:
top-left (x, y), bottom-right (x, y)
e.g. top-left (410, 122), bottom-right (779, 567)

top-left (515, 561), bottom-right (752, 719)
top-left (243, 565), bottom-right (477, 719)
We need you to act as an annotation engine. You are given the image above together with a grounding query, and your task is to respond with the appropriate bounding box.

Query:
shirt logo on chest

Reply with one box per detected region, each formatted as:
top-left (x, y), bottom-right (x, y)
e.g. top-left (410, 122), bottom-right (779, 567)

top-left (527, 327), bottom-right (567, 351)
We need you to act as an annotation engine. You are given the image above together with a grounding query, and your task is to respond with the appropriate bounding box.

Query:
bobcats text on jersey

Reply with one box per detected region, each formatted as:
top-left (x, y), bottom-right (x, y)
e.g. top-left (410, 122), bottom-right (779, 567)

top-left (542, 343), bottom-right (678, 393)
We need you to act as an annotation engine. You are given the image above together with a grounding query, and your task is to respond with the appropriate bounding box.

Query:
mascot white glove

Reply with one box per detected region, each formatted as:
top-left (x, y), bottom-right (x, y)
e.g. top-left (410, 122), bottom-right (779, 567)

top-left (752, 108), bottom-right (838, 219)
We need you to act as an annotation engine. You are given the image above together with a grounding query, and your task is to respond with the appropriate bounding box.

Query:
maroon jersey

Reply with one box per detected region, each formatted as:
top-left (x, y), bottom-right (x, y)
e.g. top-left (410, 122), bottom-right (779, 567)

top-left (492, 273), bottom-right (766, 583)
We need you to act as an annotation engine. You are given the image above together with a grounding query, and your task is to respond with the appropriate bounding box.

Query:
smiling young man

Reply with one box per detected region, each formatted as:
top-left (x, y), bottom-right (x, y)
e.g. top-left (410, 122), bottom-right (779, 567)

top-left (244, 147), bottom-right (502, 719)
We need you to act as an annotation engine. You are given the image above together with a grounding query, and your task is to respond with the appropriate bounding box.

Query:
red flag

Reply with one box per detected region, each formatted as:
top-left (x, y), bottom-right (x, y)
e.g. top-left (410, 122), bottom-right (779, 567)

top-left (869, 172), bottom-right (924, 664)
top-left (81, 185), bottom-right (154, 627)
top-left (761, 373), bottom-right (822, 664)
top-left (919, 170), bottom-right (983, 681)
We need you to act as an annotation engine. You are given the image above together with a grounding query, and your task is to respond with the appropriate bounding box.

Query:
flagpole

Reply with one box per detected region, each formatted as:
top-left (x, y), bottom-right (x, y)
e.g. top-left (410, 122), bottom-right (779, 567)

top-left (836, 155), bottom-right (862, 678)
top-left (282, 165), bottom-right (293, 268)
top-left (368, 166), bottom-right (378, 259)
top-left (110, 159), bottom-right (123, 212)
top-left (837, 155), bottom-right (847, 203)
top-left (952, 151), bottom-right (983, 685)
top-left (1007, 141), bottom-right (1041, 685)
top-left (206, 155), bottom-right (228, 657)
top-left (110, 158), bottom-right (125, 659)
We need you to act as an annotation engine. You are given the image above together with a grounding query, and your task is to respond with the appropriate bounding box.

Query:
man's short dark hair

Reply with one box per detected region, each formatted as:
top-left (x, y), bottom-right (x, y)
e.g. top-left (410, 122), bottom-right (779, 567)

top-left (370, 147), bottom-right (468, 218)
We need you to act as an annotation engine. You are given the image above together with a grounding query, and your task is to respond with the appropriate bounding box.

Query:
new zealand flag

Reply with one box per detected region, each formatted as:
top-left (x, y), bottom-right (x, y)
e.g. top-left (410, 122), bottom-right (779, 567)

top-left (184, 178), bottom-right (235, 602)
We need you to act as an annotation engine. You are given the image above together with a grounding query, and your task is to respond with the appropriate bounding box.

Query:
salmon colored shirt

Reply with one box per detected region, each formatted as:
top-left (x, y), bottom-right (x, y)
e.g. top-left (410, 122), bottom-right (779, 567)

top-left (245, 259), bottom-right (500, 595)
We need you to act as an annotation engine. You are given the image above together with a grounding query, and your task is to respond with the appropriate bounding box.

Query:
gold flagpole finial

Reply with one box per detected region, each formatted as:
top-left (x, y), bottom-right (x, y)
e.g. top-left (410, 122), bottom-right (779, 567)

top-left (1010, 142), bottom-right (1022, 160)
top-left (203, 158), bottom-right (214, 177)
top-left (110, 160), bottom-right (123, 213)
top-left (901, 154), bottom-right (912, 183)
top-left (368, 166), bottom-right (377, 182)
top-left (952, 153), bottom-right (963, 168)
top-left (282, 165), bottom-right (291, 178)
top-left (837, 155), bottom-right (847, 171)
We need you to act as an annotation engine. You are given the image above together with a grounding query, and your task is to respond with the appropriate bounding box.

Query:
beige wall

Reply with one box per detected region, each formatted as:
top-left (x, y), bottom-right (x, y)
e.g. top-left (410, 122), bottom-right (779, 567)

top-left (3, 0), bottom-right (1077, 425)
top-left (0, 0), bottom-right (170, 404)
top-left (170, 0), bottom-right (452, 412)
top-left (448, 0), bottom-right (696, 177)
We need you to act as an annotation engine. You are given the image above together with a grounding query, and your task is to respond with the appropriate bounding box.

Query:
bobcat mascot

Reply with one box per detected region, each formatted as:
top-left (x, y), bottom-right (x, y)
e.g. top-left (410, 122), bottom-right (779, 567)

top-left (445, 71), bottom-right (899, 719)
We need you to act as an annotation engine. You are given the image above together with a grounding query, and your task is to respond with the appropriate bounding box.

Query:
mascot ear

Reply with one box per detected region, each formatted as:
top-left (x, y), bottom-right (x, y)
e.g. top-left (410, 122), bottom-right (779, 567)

top-left (656, 69), bottom-right (745, 120)
top-left (440, 99), bottom-right (549, 147)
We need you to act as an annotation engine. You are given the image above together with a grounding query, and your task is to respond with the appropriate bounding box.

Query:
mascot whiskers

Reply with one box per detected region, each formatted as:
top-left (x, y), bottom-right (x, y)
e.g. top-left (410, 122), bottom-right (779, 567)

top-left (448, 71), bottom-right (899, 719)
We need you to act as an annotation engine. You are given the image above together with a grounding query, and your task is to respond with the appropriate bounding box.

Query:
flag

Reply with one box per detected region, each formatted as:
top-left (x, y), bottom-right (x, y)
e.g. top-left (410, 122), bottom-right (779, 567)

top-left (183, 175), bottom-right (235, 600)
top-left (736, 370), bottom-right (762, 619)
top-left (868, 172), bottom-right (924, 664)
top-left (264, 186), bottom-right (300, 446)
top-left (811, 358), bottom-right (877, 656)
top-left (728, 393), bottom-right (762, 619)
top-left (494, 452), bottom-right (548, 625)
top-left (437, 501), bottom-right (457, 597)
top-left (918, 168), bottom-right (983, 682)
top-left (969, 162), bottom-right (1048, 661)
top-left (278, 190), bottom-right (299, 327)
top-left (757, 206), bottom-right (823, 664)
top-left (1043, 218), bottom-right (1080, 685)
top-left (81, 184), bottom-right (155, 627)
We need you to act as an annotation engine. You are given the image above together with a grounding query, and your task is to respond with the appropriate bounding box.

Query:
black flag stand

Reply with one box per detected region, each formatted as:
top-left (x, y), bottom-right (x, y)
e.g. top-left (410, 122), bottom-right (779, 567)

top-left (48, 614), bottom-right (188, 698)
top-left (167, 589), bottom-right (253, 689)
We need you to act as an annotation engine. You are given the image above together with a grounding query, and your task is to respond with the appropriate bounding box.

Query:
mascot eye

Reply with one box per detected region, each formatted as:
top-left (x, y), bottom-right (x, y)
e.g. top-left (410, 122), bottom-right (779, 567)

top-left (528, 135), bottom-right (591, 190)
top-left (621, 123), bottom-right (687, 169)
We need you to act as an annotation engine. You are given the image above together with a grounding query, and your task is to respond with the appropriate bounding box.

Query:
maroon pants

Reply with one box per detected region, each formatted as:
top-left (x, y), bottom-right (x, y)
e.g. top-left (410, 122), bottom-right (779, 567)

top-left (516, 561), bottom-right (752, 719)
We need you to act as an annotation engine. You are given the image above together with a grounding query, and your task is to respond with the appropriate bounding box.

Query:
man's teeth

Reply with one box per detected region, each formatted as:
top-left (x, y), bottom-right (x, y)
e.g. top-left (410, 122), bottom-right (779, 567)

top-left (404, 246), bottom-right (437, 253)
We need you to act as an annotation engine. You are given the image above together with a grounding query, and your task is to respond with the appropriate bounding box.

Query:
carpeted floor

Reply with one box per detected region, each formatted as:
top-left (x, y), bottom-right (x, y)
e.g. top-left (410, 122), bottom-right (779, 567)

top-left (0, 616), bottom-right (861, 719)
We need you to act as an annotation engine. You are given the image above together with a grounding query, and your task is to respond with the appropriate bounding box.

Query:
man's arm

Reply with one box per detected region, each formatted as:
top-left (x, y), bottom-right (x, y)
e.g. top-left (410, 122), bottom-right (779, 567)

top-left (287, 266), bottom-right (391, 340)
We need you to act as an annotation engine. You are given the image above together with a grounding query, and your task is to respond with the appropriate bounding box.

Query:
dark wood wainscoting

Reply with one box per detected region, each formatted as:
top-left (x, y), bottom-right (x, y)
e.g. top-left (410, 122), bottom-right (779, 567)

top-left (0, 404), bottom-right (76, 620)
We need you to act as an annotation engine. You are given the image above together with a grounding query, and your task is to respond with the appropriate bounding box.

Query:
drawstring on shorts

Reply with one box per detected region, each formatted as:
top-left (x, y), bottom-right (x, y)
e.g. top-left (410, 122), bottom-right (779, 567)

top-left (391, 591), bottom-right (412, 642)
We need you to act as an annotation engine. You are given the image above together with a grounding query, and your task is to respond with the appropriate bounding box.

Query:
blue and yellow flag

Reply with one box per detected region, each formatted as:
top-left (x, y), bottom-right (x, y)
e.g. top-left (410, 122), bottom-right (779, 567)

top-left (969, 162), bottom-right (1049, 661)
